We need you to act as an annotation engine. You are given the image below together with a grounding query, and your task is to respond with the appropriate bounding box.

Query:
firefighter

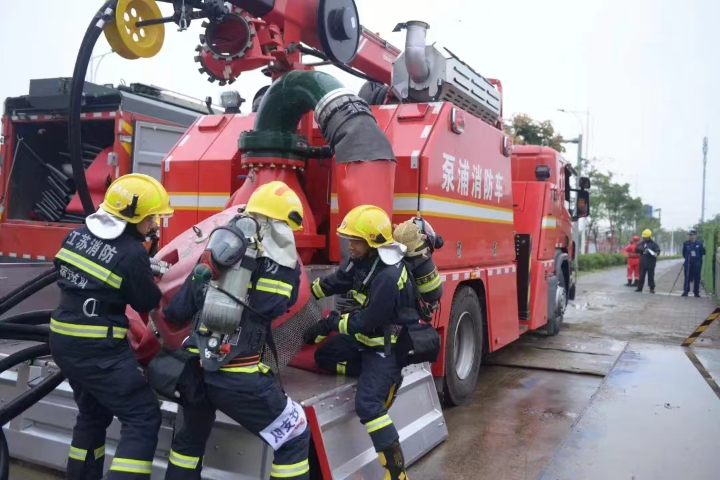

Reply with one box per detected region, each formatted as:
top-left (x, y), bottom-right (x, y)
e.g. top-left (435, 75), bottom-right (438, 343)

top-left (634, 229), bottom-right (661, 294)
top-left (623, 235), bottom-right (641, 286)
top-left (162, 181), bottom-right (310, 480)
top-left (682, 229), bottom-right (706, 297)
top-left (304, 205), bottom-right (419, 480)
top-left (49, 174), bottom-right (172, 480)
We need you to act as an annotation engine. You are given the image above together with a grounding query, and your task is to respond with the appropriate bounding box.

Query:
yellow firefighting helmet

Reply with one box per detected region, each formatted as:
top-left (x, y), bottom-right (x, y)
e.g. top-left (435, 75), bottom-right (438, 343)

top-left (337, 205), bottom-right (394, 248)
top-left (88, 174), bottom-right (172, 240)
top-left (642, 229), bottom-right (652, 238)
top-left (245, 181), bottom-right (304, 231)
top-left (100, 174), bottom-right (173, 223)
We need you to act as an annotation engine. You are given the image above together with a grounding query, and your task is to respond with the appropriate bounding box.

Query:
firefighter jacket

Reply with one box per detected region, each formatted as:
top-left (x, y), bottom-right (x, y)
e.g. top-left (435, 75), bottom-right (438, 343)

top-left (164, 257), bottom-right (300, 361)
top-left (50, 225), bottom-right (161, 357)
top-left (310, 254), bottom-right (420, 349)
top-left (635, 239), bottom-right (661, 266)
top-left (682, 240), bottom-right (705, 265)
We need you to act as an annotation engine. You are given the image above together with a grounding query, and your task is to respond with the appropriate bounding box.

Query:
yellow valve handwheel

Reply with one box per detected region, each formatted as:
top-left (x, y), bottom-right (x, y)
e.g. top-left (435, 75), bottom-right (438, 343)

top-left (104, 0), bottom-right (165, 59)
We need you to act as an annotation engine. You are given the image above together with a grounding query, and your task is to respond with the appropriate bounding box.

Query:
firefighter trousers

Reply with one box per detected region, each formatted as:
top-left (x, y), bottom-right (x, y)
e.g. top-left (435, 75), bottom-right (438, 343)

top-left (315, 334), bottom-right (403, 452)
top-left (53, 351), bottom-right (162, 480)
top-left (164, 367), bottom-right (310, 480)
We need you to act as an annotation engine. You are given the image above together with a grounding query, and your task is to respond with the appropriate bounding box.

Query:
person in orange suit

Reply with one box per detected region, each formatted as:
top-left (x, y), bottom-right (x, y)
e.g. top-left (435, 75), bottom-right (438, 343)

top-left (623, 235), bottom-right (640, 286)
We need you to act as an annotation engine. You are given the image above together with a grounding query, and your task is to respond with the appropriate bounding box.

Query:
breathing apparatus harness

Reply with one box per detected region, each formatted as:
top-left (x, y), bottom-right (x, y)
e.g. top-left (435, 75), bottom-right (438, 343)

top-left (190, 212), bottom-right (280, 372)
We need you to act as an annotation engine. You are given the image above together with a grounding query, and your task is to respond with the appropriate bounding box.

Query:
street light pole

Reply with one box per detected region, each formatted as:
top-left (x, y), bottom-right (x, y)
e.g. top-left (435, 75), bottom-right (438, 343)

top-left (558, 108), bottom-right (590, 159)
top-left (87, 51), bottom-right (114, 83)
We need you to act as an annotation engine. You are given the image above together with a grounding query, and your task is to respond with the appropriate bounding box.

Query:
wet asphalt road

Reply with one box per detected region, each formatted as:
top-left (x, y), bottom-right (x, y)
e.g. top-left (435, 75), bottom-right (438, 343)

top-left (5, 260), bottom-right (719, 479)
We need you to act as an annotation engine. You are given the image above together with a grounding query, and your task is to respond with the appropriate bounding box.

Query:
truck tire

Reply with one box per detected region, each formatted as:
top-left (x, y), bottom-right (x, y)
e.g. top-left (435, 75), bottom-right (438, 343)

top-left (546, 264), bottom-right (568, 336)
top-left (443, 286), bottom-right (484, 406)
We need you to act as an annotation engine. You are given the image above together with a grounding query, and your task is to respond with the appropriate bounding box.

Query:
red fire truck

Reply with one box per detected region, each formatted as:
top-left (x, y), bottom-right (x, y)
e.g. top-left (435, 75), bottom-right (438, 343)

top-left (0, 0), bottom-right (590, 477)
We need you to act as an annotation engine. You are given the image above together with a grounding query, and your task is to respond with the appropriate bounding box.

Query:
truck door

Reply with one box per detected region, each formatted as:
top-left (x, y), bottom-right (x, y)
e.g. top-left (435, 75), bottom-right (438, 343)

top-left (132, 122), bottom-right (187, 181)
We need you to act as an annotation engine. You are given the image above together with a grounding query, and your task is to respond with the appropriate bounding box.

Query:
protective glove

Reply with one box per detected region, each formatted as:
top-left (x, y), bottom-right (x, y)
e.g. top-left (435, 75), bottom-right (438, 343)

top-left (303, 311), bottom-right (340, 344)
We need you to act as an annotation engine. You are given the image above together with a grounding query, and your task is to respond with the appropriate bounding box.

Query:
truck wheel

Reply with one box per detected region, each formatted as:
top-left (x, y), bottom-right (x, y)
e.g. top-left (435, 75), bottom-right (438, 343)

top-left (443, 286), bottom-right (484, 406)
top-left (546, 268), bottom-right (568, 336)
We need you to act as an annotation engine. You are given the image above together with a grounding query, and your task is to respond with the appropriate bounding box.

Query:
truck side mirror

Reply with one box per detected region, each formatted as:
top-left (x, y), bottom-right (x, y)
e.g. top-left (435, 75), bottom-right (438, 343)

top-left (579, 176), bottom-right (591, 190)
top-left (575, 190), bottom-right (590, 219)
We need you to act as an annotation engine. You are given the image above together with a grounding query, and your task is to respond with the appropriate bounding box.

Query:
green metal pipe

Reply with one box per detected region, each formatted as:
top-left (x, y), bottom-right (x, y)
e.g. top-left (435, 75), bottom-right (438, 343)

top-left (253, 70), bottom-right (345, 132)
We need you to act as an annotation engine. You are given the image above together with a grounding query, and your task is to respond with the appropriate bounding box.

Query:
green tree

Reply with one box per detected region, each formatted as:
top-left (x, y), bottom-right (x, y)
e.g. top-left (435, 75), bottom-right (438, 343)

top-left (580, 158), bottom-right (649, 253)
top-left (581, 158), bottom-right (610, 252)
top-left (618, 196), bottom-right (644, 247)
top-left (505, 114), bottom-right (566, 153)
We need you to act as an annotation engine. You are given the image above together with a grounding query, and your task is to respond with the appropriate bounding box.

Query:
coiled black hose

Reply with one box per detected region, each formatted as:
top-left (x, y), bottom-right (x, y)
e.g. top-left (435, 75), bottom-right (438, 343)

top-left (0, 310), bottom-right (52, 326)
top-left (0, 323), bottom-right (58, 480)
top-left (0, 271), bottom-right (58, 318)
top-left (0, 345), bottom-right (51, 375)
top-left (0, 372), bottom-right (63, 426)
top-left (0, 268), bottom-right (56, 306)
top-left (0, 430), bottom-right (7, 480)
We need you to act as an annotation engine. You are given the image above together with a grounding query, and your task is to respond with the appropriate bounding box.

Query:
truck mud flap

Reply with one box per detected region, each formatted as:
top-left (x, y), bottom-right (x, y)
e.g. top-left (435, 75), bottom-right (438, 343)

top-left (0, 353), bottom-right (446, 479)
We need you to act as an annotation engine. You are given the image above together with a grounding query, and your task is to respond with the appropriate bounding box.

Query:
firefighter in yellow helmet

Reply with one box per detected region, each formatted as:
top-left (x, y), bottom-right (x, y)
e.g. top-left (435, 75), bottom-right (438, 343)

top-left (49, 174), bottom-right (172, 480)
top-left (304, 205), bottom-right (419, 480)
top-left (162, 180), bottom-right (311, 480)
top-left (634, 229), bottom-right (661, 293)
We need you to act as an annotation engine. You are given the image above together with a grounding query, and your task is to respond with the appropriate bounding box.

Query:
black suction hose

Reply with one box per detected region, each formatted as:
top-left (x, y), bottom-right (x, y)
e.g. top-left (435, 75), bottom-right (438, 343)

top-left (0, 372), bottom-right (64, 426)
top-left (0, 326), bottom-right (57, 479)
top-left (0, 267), bottom-right (56, 306)
top-left (0, 271), bottom-right (58, 317)
top-left (69, 0), bottom-right (118, 215)
top-left (0, 310), bottom-right (52, 326)
top-left (0, 430), bottom-right (7, 480)
top-left (0, 345), bottom-right (51, 375)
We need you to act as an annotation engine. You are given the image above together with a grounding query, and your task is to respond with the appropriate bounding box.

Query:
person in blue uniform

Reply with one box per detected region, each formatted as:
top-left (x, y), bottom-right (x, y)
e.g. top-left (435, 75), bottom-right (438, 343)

top-left (304, 205), bottom-right (419, 480)
top-left (50, 174), bottom-right (173, 480)
top-left (161, 181), bottom-right (311, 480)
top-left (682, 229), bottom-right (706, 297)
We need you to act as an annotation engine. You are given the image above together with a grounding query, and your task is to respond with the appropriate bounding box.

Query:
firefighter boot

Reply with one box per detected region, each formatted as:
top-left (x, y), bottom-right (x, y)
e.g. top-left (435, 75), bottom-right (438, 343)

top-left (378, 440), bottom-right (408, 480)
top-left (626, 279), bottom-right (632, 286)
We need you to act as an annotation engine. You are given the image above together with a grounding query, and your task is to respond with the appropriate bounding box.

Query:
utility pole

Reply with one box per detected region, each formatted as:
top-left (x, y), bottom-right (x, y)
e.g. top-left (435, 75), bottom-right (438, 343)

top-left (702, 137), bottom-right (708, 223)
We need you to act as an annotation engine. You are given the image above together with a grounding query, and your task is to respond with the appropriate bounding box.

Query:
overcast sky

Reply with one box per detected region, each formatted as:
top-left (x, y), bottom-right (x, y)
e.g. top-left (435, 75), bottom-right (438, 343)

top-left (1, 0), bottom-right (717, 230)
